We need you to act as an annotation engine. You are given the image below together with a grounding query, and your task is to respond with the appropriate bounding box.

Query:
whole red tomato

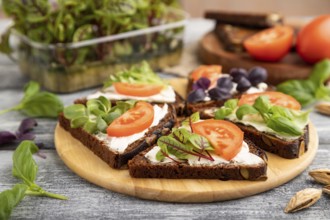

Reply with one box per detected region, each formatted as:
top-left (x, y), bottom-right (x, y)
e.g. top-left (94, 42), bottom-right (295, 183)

top-left (297, 15), bottom-right (330, 64)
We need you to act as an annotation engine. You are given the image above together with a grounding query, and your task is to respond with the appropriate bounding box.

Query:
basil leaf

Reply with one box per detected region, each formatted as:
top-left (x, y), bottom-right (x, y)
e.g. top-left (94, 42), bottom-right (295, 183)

top-left (20, 92), bottom-right (64, 118)
top-left (224, 99), bottom-right (238, 110)
top-left (215, 107), bottom-right (233, 120)
top-left (277, 79), bottom-right (317, 106)
top-left (309, 59), bottom-right (330, 85)
top-left (236, 104), bottom-right (259, 120)
top-left (22, 81), bottom-right (40, 102)
top-left (253, 96), bottom-right (271, 113)
top-left (277, 59), bottom-right (330, 106)
top-left (266, 116), bottom-right (302, 136)
top-left (0, 184), bottom-right (27, 220)
top-left (12, 140), bottom-right (39, 186)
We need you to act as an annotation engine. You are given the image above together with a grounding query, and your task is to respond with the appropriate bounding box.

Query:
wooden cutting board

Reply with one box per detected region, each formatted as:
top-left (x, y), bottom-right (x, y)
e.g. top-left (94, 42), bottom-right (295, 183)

top-left (198, 32), bottom-right (312, 85)
top-left (54, 79), bottom-right (318, 203)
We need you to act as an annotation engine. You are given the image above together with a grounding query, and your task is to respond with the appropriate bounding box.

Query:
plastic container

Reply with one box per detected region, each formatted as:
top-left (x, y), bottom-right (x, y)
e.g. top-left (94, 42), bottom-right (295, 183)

top-left (9, 8), bottom-right (187, 93)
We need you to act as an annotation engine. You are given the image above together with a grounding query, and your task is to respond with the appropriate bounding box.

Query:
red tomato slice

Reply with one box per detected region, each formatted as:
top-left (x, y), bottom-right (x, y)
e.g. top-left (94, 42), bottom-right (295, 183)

top-left (191, 65), bottom-right (222, 84)
top-left (107, 102), bottom-right (154, 137)
top-left (113, 82), bottom-right (163, 97)
top-left (244, 26), bottom-right (294, 62)
top-left (192, 119), bottom-right (244, 161)
top-left (238, 91), bottom-right (301, 110)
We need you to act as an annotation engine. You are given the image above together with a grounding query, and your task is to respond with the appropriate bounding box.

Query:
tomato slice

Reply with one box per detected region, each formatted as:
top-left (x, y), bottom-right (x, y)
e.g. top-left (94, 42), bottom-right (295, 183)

top-left (107, 102), bottom-right (154, 137)
top-left (244, 26), bottom-right (294, 62)
top-left (238, 91), bottom-right (301, 110)
top-left (192, 119), bottom-right (244, 161)
top-left (191, 65), bottom-right (222, 84)
top-left (113, 82), bottom-right (163, 97)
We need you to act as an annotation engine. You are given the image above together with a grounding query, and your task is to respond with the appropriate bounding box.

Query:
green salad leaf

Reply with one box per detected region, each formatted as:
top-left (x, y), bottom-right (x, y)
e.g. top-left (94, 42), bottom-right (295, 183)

top-left (63, 97), bottom-right (136, 133)
top-left (0, 81), bottom-right (63, 118)
top-left (215, 96), bottom-right (310, 137)
top-left (277, 59), bottom-right (330, 106)
top-left (103, 61), bottom-right (165, 88)
top-left (215, 99), bottom-right (238, 119)
top-left (156, 113), bottom-right (214, 162)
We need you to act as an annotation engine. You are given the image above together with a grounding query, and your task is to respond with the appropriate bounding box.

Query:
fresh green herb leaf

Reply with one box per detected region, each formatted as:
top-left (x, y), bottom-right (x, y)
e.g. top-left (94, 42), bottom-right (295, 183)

top-left (171, 128), bottom-right (191, 144)
top-left (236, 104), bottom-right (259, 120)
top-left (63, 97), bottom-right (135, 133)
top-left (277, 59), bottom-right (330, 106)
top-left (103, 61), bottom-right (165, 88)
top-left (0, 81), bottom-right (63, 118)
top-left (155, 150), bottom-right (165, 161)
top-left (188, 134), bottom-right (212, 151)
top-left (224, 99), bottom-right (238, 110)
top-left (0, 184), bottom-right (27, 220)
top-left (12, 141), bottom-right (67, 200)
top-left (215, 107), bottom-right (233, 120)
top-left (182, 112), bottom-right (200, 126)
top-left (157, 136), bottom-right (190, 160)
top-left (253, 96), bottom-right (271, 113)
top-left (217, 96), bottom-right (310, 137)
top-left (214, 99), bottom-right (238, 120)
top-left (12, 140), bottom-right (39, 185)
top-left (266, 116), bottom-right (302, 136)
top-left (63, 104), bottom-right (87, 120)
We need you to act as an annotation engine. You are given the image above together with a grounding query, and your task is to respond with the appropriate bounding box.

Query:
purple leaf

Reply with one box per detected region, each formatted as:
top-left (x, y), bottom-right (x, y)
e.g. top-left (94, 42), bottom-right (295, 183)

top-left (17, 132), bottom-right (36, 141)
top-left (17, 118), bottom-right (37, 135)
top-left (0, 131), bottom-right (17, 145)
top-left (192, 77), bottom-right (211, 90)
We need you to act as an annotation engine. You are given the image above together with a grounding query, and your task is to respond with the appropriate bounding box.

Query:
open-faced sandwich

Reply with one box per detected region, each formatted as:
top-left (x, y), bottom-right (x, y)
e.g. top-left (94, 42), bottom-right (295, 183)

top-left (215, 92), bottom-right (309, 159)
top-left (75, 61), bottom-right (185, 115)
top-left (186, 65), bottom-right (269, 118)
top-left (128, 112), bottom-right (268, 180)
top-left (58, 97), bottom-right (176, 168)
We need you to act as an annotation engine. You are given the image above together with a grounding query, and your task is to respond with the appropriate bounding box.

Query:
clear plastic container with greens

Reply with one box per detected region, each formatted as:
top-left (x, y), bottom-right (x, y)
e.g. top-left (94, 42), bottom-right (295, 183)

top-left (7, 8), bottom-right (187, 93)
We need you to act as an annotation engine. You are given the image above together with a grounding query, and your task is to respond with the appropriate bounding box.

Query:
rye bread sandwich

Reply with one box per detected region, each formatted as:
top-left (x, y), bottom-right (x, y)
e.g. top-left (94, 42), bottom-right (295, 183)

top-left (128, 113), bottom-right (268, 180)
top-left (215, 93), bottom-right (310, 159)
top-left (74, 61), bottom-right (185, 116)
top-left (58, 97), bottom-right (176, 169)
top-left (186, 65), bottom-right (270, 118)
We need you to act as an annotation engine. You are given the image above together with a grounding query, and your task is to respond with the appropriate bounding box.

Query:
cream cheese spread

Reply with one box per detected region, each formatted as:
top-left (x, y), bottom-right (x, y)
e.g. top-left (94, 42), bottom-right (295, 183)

top-left (145, 141), bottom-right (265, 166)
top-left (95, 104), bottom-right (168, 153)
top-left (87, 85), bottom-right (176, 103)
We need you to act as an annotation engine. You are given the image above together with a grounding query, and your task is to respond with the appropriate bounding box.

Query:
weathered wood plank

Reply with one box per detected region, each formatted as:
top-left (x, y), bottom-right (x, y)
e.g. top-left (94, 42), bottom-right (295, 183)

top-left (0, 148), bottom-right (329, 220)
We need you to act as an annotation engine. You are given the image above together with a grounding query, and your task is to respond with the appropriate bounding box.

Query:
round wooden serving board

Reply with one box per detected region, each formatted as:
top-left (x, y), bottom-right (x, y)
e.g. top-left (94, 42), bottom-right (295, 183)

top-left (55, 122), bottom-right (318, 203)
top-left (198, 32), bottom-right (312, 85)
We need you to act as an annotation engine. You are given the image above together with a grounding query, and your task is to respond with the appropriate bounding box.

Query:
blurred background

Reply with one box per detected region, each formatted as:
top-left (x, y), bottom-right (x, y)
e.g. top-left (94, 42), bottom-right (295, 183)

top-left (180, 0), bottom-right (330, 17)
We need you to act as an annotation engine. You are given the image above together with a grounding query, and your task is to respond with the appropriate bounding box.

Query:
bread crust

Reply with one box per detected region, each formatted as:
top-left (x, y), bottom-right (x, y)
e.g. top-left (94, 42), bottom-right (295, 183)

top-left (58, 104), bottom-right (176, 169)
top-left (235, 123), bottom-right (309, 159)
top-left (128, 139), bottom-right (268, 180)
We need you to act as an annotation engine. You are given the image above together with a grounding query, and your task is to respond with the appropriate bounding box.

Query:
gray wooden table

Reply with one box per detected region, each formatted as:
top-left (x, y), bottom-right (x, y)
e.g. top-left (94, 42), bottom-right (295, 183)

top-left (1, 19), bottom-right (330, 220)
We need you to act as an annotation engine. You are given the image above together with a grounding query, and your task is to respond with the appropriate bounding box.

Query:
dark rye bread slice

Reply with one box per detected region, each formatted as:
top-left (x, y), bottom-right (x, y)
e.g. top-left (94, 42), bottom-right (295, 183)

top-left (74, 91), bottom-right (185, 116)
top-left (58, 104), bottom-right (176, 169)
top-left (234, 123), bottom-right (309, 159)
top-left (128, 138), bottom-right (268, 180)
